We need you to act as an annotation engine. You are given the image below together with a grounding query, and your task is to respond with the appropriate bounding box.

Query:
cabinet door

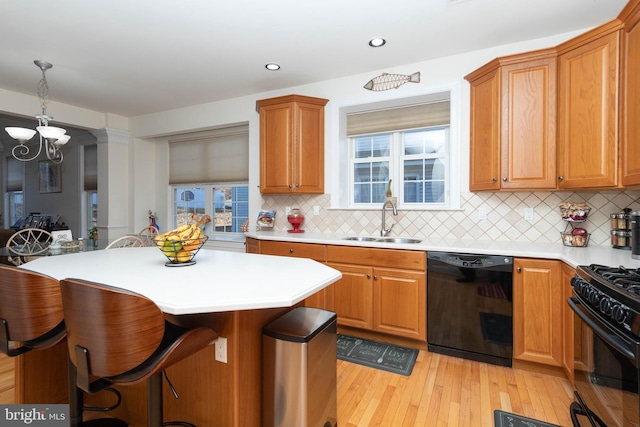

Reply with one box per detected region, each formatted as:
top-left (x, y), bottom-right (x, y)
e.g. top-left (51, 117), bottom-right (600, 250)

top-left (500, 57), bottom-right (557, 189)
top-left (561, 263), bottom-right (575, 385)
top-left (373, 267), bottom-right (426, 341)
top-left (469, 67), bottom-right (501, 191)
top-left (513, 258), bottom-right (563, 366)
top-left (245, 237), bottom-right (259, 254)
top-left (259, 102), bottom-right (294, 193)
top-left (558, 31), bottom-right (620, 188)
top-left (621, 4), bottom-right (640, 185)
top-left (328, 262), bottom-right (372, 329)
top-left (294, 100), bottom-right (325, 194)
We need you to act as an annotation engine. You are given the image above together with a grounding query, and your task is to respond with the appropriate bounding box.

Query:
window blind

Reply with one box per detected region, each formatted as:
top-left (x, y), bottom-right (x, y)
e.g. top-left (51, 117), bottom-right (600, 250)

top-left (6, 157), bottom-right (23, 192)
top-left (347, 100), bottom-right (450, 136)
top-left (169, 125), bottom-right (249, 184)
top-left (84, 144), bottom-right (97, 191)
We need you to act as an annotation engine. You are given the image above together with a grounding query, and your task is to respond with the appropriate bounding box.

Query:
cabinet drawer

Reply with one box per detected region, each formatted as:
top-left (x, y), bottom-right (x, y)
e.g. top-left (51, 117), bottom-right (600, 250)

top-left (260, 240), bottom-right (326, 261)
top-left (327, 245), bottom-right (425, 271)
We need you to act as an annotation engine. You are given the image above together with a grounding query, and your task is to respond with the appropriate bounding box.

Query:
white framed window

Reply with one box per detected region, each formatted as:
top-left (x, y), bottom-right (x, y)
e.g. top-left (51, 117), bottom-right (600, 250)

top-left (340, 90), bottom-right (458, 209)
top-left (170, 183), bottom-right (249, 236)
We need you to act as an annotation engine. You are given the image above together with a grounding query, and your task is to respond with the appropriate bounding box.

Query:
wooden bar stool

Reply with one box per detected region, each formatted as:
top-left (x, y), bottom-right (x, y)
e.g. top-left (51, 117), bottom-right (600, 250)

top-left (0, 265), bottom-right (126, 427)
top-left (60, 278), bottom-right (218, 427)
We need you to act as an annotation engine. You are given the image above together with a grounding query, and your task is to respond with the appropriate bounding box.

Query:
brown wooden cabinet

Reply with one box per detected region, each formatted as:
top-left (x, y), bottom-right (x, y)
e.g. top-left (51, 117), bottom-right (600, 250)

top-left (327, 246), bottom-right (426, 341)
top-left (245, 237), bottom-right (259, 254)
top-left (513, 258), bottom-right (563, 367)
top-left (561, 262), bottom-right (575, 384)
top-left (466, 49), bottom-right (557, 191)
top-left (256, 239), bottom-right (328, 309)
top-left (256, 94), bottom-right (329, 194)
top-left (557, 23), bottom-right (621, 189)
top-left (620, 0), bottom-right (640, 185)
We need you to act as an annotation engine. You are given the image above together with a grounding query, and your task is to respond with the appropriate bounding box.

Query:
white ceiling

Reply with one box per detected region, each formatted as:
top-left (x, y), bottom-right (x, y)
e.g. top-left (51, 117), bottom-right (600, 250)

top-left (0, 0), bottom-right (628, 118)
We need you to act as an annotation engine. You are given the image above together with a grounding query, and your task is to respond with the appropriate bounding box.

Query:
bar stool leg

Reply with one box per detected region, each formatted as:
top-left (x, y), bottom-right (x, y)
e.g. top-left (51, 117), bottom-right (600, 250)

top-left (147, 373), bottom-right (163, 427)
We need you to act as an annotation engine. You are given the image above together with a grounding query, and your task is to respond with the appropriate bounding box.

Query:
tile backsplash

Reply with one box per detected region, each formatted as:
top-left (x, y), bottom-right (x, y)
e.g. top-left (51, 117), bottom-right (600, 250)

top-left (261, 190), bottom-right (640, 247)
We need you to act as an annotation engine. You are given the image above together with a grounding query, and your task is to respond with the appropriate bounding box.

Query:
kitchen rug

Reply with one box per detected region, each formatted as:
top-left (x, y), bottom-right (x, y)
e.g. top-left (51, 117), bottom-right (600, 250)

top-left (336, 334), bottom-right (418, 376)
top-left (494, 410), bottom-right (561, 427)
top-left (480, 312), bottom-right (513, 346)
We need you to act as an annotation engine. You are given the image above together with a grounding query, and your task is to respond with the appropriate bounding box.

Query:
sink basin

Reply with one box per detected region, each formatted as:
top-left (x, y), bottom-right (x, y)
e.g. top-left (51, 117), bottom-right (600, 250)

top-left (342, 236), bottom-right (378, 242)
top-left (376, 237), bottom-right (422, 244)
top-left (341, 236), bottom-right (422, 244)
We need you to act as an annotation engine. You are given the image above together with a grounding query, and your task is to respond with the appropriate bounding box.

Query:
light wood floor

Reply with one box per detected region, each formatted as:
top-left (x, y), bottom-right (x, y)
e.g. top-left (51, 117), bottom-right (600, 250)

top-left (1, 350), bottom-right (573, 427)
top-left (337, 349), bottom-right (574, 427)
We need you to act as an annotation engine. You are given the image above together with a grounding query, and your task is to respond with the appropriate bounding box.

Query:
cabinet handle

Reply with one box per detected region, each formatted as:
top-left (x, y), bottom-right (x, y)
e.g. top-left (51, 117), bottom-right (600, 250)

top-left (373, 275), bottom-right (377, 280)
top-left (558, 176), bottom-right (564, 181)
top-left (289, 248), bottom-right (294, 253)
top-left (288, 184), bottom-right (293, 188)
top-left (295, 183), bottom-right (300, 188)
top-left (367, 274), bottom-right (371, 279)
top-left (502, 177), bottom-right (507, 182)
top-left (516, 267), bottom-right (521, 273)
top-left (492, 178), bottom-right (497, 182)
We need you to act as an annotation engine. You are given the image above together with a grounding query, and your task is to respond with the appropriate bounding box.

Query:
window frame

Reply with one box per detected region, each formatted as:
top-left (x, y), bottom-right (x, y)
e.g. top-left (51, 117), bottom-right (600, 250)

top-left (169, 182), bottom-right (249, 238)
top-left (335, 87), bottom-right (461, 210)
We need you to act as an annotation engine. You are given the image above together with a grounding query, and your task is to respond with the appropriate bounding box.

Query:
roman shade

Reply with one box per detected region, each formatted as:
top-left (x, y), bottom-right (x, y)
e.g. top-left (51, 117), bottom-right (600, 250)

top-left (347, 100), bottom-right (450, 136)
top-left (6, 157), bottom-right (23, 192)
top-left (84, 144), bottom-right (97, 191)
top-left (169, 125), bottom-right (249, 184)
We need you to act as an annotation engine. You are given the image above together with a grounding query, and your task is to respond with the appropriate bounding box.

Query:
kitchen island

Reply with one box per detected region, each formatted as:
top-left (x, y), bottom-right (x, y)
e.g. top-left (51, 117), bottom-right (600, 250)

top-left (16, 248), bottom-right (342, 426)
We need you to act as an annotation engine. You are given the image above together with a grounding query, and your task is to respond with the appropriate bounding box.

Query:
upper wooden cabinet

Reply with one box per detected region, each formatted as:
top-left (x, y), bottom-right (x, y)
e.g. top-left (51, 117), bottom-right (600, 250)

top-left (256, 94), bottom-right (329, 194)
top-left (620, 1), bottom-right (640, 185)
top-left (557, 23), bottom-right (621, 189)
top-left (466, 50), bottom-right (558, 191)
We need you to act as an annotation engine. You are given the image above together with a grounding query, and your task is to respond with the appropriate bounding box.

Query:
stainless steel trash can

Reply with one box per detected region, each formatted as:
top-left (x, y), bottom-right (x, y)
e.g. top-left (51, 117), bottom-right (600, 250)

top-left (263, 307), bottom-right (337, 427)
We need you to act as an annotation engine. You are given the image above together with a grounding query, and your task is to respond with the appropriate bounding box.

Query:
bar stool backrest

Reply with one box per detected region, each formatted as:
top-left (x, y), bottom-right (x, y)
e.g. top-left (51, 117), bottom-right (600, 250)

top-left (0, 265), bottom-right (65, 355)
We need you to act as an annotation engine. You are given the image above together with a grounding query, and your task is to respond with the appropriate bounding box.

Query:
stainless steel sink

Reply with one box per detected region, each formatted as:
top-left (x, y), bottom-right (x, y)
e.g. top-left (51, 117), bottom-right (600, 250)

top-left (341, 236), bottom-right (422, 244)
top-left (376, 237), bottom-right (422, 244)
top-left (342, 236), bottom-right (378, 242)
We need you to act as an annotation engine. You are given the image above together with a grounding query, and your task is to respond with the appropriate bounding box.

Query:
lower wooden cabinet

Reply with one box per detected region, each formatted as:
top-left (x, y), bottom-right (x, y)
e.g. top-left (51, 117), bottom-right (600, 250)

top-left (561, 262), bottom-right (575, 384)
top-left (327, 246), bottom-right (426, 341)
top-left (249, 238), bottom-right (427, 342)
top-left (513, 258), bottom-right (563, 367)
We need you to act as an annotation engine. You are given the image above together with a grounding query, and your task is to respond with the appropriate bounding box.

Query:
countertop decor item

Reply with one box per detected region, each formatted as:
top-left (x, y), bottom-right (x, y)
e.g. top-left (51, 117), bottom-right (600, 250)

top-left (287, 208), bottom-right (305, 233)
top-left (256, 210), bottom-right (275, 229)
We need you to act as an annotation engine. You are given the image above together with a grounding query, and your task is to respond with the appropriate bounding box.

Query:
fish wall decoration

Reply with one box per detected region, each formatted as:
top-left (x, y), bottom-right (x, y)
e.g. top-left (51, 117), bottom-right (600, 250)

top-left (364, 72), bottom-right (420, 91)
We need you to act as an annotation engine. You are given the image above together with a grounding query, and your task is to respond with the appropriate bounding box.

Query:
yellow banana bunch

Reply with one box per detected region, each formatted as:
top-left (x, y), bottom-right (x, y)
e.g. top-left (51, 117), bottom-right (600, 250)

top-left (155, 224), bottom-right (198, 242)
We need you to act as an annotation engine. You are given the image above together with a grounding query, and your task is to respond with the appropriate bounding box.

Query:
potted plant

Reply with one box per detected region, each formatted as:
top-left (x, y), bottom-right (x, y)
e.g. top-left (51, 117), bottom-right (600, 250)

top-left (88, 227), bottom-right (98, 247)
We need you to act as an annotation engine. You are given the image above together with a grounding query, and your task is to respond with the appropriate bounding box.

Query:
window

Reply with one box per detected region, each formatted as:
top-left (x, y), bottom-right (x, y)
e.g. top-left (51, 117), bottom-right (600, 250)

top-left (171, 184), bottom-right (248, 235)
top-left (343, 92), bottom-right (456, 209)
top-left (168, 124), bottom-right (250, 237)
top-left (84, 145), bottom-right (98, 231)
top-left (5, 157), bottom-right (24, 228)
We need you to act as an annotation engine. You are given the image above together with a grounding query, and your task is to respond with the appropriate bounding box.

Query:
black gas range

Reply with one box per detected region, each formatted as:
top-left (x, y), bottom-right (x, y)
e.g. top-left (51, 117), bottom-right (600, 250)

top-left (570, 264), bottom-right (640, 427)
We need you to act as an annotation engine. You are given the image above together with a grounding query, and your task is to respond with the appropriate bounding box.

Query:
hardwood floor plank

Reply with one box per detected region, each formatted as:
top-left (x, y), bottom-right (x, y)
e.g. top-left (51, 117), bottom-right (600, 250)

top-left (338, 349), bottom-right (573, 427)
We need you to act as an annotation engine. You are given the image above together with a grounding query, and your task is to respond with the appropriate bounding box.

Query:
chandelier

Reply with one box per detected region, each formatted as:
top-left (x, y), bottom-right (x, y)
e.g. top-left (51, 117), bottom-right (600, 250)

top-left (4, 60), bottom-right (70, 164)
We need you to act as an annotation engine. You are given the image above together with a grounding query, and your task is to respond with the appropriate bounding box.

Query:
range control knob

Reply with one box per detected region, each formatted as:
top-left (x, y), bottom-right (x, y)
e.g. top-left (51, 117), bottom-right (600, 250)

top-left (611, 304), bottom-right (629, 324)
top-left (588, 289), bottom-right (601, 305)
top-left (599, 298), bottom-right (611, 315)
top-left (571, 276), bottom-right (582, 288)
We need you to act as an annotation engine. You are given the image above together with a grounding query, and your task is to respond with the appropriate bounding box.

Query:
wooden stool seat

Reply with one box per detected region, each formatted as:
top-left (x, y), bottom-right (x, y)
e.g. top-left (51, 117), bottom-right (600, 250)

top-left (61, 278), bottom-right (218, 427)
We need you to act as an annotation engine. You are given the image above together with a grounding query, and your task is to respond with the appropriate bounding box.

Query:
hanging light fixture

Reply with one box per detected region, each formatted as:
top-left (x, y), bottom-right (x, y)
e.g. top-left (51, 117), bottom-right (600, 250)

top-left (5, 60), bottom-right (70, 164)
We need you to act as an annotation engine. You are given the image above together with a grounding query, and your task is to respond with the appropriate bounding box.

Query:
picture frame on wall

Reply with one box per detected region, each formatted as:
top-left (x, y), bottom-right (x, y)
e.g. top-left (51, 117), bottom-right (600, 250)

top-left (39, 160), bottom-right (61, 193)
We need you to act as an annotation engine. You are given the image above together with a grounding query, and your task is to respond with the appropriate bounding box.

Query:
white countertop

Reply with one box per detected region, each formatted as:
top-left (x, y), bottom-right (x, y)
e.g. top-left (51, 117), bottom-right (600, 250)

top-left (20, 247), bottom-right (342, 315)
top-left (245, 230), bottom-right (640, 269)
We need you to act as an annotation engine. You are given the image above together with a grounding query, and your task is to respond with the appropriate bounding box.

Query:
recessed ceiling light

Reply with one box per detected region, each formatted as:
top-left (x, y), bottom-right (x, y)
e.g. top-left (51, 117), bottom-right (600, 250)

top-left (368, 38), bottom-right (386, 47)
top-left (265, 63), bottom-right (280, 71)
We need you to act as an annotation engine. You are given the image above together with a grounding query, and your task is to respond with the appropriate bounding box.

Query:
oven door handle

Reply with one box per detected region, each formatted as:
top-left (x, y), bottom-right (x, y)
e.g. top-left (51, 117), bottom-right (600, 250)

top-left (568, 297), bottom-right (636, 362)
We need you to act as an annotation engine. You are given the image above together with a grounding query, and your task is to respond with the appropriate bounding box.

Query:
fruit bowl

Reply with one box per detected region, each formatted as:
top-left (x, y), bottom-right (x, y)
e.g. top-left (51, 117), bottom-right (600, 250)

top-left (154, 235), bottom-right (208, 267)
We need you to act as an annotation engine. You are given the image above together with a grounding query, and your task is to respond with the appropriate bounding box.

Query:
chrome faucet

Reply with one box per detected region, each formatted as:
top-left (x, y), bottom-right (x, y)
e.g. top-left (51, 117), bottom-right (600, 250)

top-left (381, 200), bottom-right (398, 237)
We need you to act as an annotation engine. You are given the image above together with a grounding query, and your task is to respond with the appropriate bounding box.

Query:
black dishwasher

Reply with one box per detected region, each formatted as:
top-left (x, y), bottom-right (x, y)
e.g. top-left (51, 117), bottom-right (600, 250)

top-left (427, 251), bottom-right (513, 367)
